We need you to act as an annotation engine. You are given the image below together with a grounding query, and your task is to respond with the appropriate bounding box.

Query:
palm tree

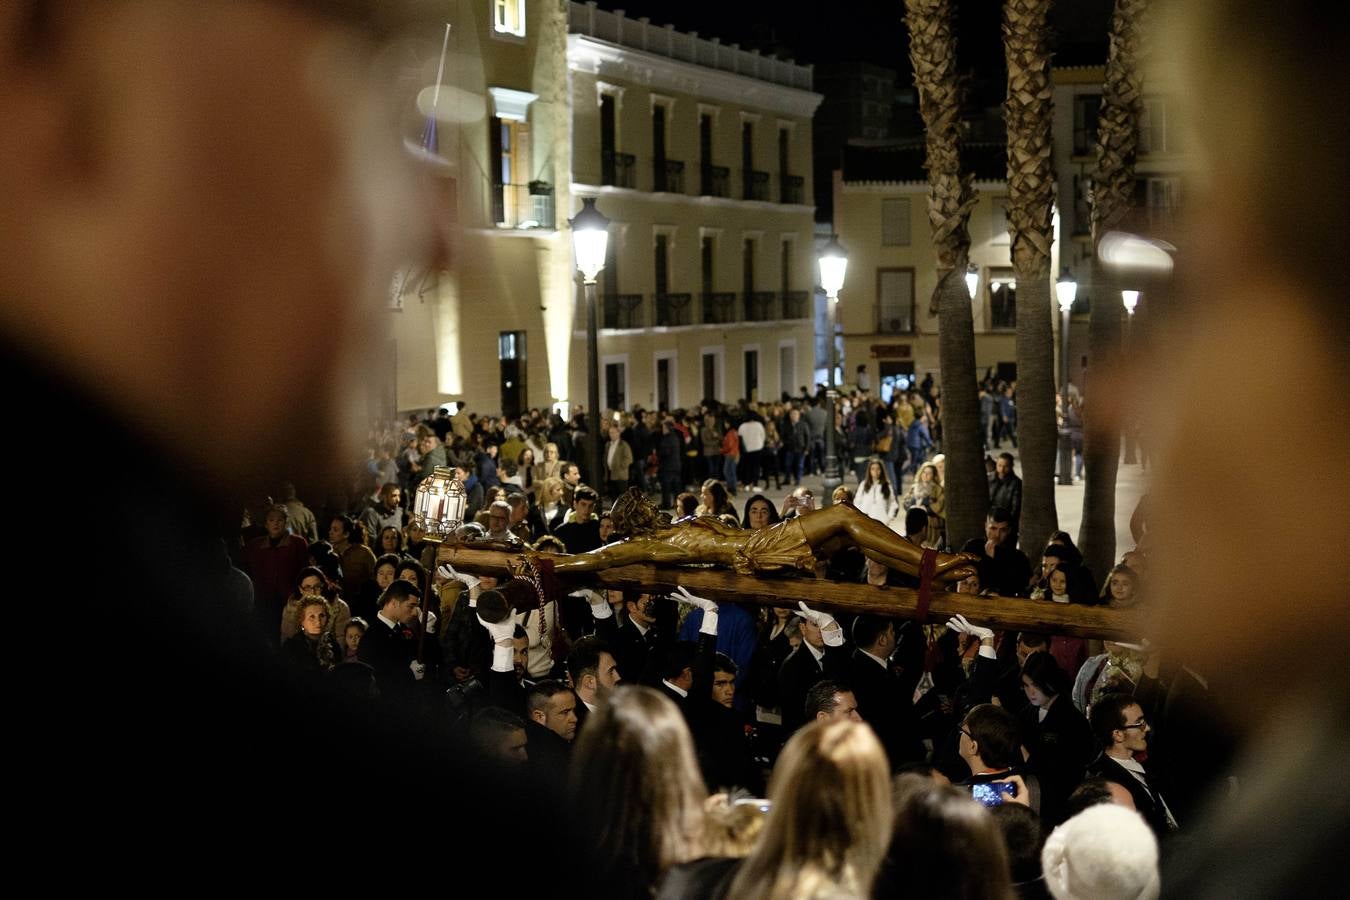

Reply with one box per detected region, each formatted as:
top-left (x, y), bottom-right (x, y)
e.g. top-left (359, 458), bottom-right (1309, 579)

top-left (1003, 0), bottom-right (1058, 559)
top-left (906, 0), bottom-right (986, 548)
top-left (1080, 0), bottom-right (1148, 580)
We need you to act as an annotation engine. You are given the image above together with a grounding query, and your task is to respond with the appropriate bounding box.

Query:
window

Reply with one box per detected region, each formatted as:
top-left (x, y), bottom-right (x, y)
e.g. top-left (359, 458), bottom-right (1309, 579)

top-left (1073, 94), bottom-right (1101, 156)
top-left (1135, 176), bottom-right (1182, 230)
top-left (490, 117), bottom-right (530, 226)
top-left (988, 271), bottom-right (1016, 330)
top-left (882, 198), bottom-right (911, 246)
top-left (1139, 96), bottom-right (1181, 155)
top-left (876, 269), bottom-right (915, 334)
top-left (744, 349), bottom-right (760, 402)
top-left (492, 0), bottom-right (525, 38)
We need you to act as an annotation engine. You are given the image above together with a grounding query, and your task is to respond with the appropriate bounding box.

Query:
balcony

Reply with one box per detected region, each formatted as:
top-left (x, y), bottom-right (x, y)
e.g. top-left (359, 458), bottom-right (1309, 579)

top-left (780, 174), bottom-right (804, 205)
top-left (700, 164), bottom-right (730, 198)
top-left (602, 150), bottom-right (636, 188)
top-left (701, 292), bottom-right (738, 325)
top-left (653, 159), bottom-right (685, 194)
top-left (781, 290), bottom-right (810, 320)
top-left (654, 292), bottom-right (694, 327)
top-left (743, 169), bottom-right (769, 201)
top-left (603, 293), bottom-right (645, 329)
top-left (493, 181), bottom-right (555, 230)
top-left (744, 291), bottom-right (778, 322)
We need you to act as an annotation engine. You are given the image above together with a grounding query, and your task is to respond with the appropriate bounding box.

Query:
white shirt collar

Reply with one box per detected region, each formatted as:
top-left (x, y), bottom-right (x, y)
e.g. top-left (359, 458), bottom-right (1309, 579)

top-left (805, 642), bottom-right (825, 664)
top-left (861, 648), bottom-right (889, 670)
top-left (377, 612), bottom-right (399, 630)
top-left (630, 618), bottom-right (650, 637)
top-left (662, 680), bottom-right (688, 698)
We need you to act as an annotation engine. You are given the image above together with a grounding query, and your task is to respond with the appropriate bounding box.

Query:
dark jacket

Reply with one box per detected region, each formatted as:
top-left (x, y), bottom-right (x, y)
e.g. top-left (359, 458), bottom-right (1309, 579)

top-left (849, 649), bottom-right (925, 771)
top-left (1019, 697), bottom-right (1096, 821)
top-left (777, 643), bottom-right (849, 735)
top-left (1088, 753), bottom-right (1176, 838)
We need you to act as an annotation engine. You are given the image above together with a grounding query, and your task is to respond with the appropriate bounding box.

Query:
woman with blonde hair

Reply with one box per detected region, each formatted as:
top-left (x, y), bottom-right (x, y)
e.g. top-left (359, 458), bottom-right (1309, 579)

top-left (723, 719), bottom-right (893, 900)
top-left (570, 686), bottom-right (708, 899)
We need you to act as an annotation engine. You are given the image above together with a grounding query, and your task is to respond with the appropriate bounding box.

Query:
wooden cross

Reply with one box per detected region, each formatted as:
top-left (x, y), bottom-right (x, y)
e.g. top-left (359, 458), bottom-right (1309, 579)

top-left (436, 544), bottom-right (1147, 641)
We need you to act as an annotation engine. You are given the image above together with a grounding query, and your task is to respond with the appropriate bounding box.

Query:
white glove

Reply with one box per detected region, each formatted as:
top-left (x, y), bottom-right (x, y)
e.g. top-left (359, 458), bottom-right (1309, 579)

top-left (673, 586), bottom-right (718, 636)
top-left (797, 602), bottom-right (844, 647)
top-left (946, 614), bottom-right (994, 642)
top-left (409, 660), bottom-right (426, 681)
top-left (476, 613), bottom-right (517, 644)
top-left (569, 587), bottom-right (612, 620)
top-left (436, 563), bottom-right (480, 591)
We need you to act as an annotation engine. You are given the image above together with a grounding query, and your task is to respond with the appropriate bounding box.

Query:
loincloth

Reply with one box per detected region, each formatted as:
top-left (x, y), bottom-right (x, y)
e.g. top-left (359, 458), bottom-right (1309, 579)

top-left (733, 517), bottom-right (817, 576)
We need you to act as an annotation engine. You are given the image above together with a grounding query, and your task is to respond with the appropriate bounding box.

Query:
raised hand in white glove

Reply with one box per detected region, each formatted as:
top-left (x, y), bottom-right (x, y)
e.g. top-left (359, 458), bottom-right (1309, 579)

top-left (673, 585), bottom-right (717, 612)
top-left (674, 585), bottom-right (719, 636)
top-left (409, 660), bottom-right (426, 681)
top-left (945, 614), bottom-right (994, 642)
top-left (476, 612), bottom-right (518, 644)
top-left (436, 563), bottom-right (480, 591)
top-left (569, 587), bottom-right (612, 620)
top-left (798, 601), bottom-right (844, 647)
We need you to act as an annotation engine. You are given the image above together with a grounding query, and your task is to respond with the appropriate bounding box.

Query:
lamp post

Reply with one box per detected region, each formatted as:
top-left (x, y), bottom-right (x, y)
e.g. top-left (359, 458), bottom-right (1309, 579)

top-left (569, 198), bottom-right (610, 494)
top-left (1055, 269), bottom-right (1078, 485)
top-left (1121, 289), bottom-right (1140, 464)
top-left (818, 236), bottom-right (848, 506)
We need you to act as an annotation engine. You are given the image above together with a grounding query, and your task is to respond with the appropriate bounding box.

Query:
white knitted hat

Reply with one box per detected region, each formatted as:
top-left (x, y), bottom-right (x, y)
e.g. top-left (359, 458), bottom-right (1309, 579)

top-left (1041, 804), bottom-right (1161, 900)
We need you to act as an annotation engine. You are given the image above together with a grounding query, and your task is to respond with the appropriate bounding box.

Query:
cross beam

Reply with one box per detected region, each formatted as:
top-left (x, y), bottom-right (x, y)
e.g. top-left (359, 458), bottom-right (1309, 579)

top-left (437, 545), bottom-right (1147, 641)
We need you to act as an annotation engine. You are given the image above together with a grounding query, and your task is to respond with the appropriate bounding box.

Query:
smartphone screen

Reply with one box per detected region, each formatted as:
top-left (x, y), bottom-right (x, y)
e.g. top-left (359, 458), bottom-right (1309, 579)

top-left (970, 781), bottom-right (1016, 807)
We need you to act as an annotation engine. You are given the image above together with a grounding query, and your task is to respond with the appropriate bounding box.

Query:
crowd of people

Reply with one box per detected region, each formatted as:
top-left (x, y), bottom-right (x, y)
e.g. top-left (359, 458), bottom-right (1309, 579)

top-left (9, 0), bottom-right (1342, 893)
top-left (224, 375), bottom-right (1204, 899)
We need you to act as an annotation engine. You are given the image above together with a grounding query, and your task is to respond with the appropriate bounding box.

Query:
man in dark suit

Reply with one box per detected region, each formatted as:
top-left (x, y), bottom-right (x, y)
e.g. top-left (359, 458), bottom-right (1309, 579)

top-left (1088, 693), bottom-right (1179, 838)
top-left (566, 635), bottom-right (621, 734)
top-left (356, 580), bottom-right (425, 700)
top-left (612, 591), bottom-right (676, 687)
top-left (848, 614), bottom-right (924, 771)
top-left (524, 680), bottom-right (577, 778)
top-left (778, 602), bottom-right (850, 735)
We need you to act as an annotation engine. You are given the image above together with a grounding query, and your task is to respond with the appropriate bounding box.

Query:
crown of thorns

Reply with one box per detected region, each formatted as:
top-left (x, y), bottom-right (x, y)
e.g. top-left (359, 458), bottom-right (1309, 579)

top-left (609, 488), bottom-right (670, 537)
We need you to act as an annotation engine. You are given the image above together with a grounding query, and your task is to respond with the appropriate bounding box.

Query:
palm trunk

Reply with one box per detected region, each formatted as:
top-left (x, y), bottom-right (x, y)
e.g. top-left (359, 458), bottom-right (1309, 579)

top-left (906, 0), bottom-right (986, 549)
top-left (1080, 0), bottom-right (1148, 580)
top-left (1003, 0), bottom-right (1058, 556)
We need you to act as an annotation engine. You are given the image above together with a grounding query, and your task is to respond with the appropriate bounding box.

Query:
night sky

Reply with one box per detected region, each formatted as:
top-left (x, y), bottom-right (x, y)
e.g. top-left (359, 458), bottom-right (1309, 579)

top-left (591, 0), bottom-right (1113, 95)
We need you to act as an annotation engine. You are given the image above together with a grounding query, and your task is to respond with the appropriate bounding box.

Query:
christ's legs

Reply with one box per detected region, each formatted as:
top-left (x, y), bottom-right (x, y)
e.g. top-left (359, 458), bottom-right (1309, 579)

top-left (797, 505), bottom-right (977, 582)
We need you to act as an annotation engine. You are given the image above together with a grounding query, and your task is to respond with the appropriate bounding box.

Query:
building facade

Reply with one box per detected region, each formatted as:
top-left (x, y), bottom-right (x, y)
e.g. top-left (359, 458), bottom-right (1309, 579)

top-left (387, 1), bottom-right (822, 419)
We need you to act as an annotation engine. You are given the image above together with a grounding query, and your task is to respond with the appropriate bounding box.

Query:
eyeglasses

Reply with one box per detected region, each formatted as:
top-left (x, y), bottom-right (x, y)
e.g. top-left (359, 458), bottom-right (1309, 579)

top-left (960, 727), bottom-right (973, 740)
top-left (1121, 718), bottom-right (1148, 730)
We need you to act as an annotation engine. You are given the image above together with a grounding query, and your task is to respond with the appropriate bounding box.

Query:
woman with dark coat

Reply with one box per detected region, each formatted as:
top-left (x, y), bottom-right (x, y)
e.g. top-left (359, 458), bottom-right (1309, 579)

top-left (281, 596), bottom-right (344, 676)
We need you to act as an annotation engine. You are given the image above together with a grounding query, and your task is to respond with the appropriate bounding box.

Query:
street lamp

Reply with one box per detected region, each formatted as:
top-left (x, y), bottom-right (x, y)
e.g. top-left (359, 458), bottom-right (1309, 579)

top-left (818, 236), bottom-right (848, 506)
top-left (1056, 269), bottom-right (1078, 486)
top-left (569, 198), bottom-right (609, 495)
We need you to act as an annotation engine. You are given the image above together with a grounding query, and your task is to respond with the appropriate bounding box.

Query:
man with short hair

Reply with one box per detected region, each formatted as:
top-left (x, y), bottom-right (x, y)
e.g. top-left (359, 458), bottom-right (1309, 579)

top-left (778, 603), bottom-right (849, 734)
top-left (989, 453), bottom-right (1023, 538)
top-left (559, 461), bottom-right (582, 512)
top-left (523, 680), bottom-right (576, 776)
top-left (737, 412), bottom-right (766, 490)
top-left (802, 398), bottom-right (827, 475)
top-left (357, 580), bottom-right (427, 700)
top-left (410, 427), bottom-right (448, 489)
top-left (849, 614), bottom-right (924, 769)
top-left (613, 591), bottom-right (670, 687)
top-left (504, 491), bottom-right (541, 543)
top-left (553, 485), bottom-right (602, 553)
top-left (360, 482), bottom-right (405, 544)
top-left (277, 482), bottom-right (319, 543)
top-left (483, 499), bottom-right (518, 544)
top-left (1088, 693), bottom-right (1178, 838)
top-left (782, 407), bottom-right (811, 486)
top-left (565, 636), bottom-right (621, 734)
top-left (242, 505), bottom-right (310, 643)
top-left (468, 707), bottom-right (528, 767)
top-left (970, 507), bottom-right (1032, 597)
top-left (956, 703), bottom-right (1039, 811)
top-left (803, 679), bottom-right (862, 723)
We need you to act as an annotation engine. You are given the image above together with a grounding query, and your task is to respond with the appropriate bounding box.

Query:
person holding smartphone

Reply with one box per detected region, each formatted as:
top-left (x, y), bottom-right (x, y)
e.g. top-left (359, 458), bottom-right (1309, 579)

top-left (955, 703), bottom-right (1038, 814)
